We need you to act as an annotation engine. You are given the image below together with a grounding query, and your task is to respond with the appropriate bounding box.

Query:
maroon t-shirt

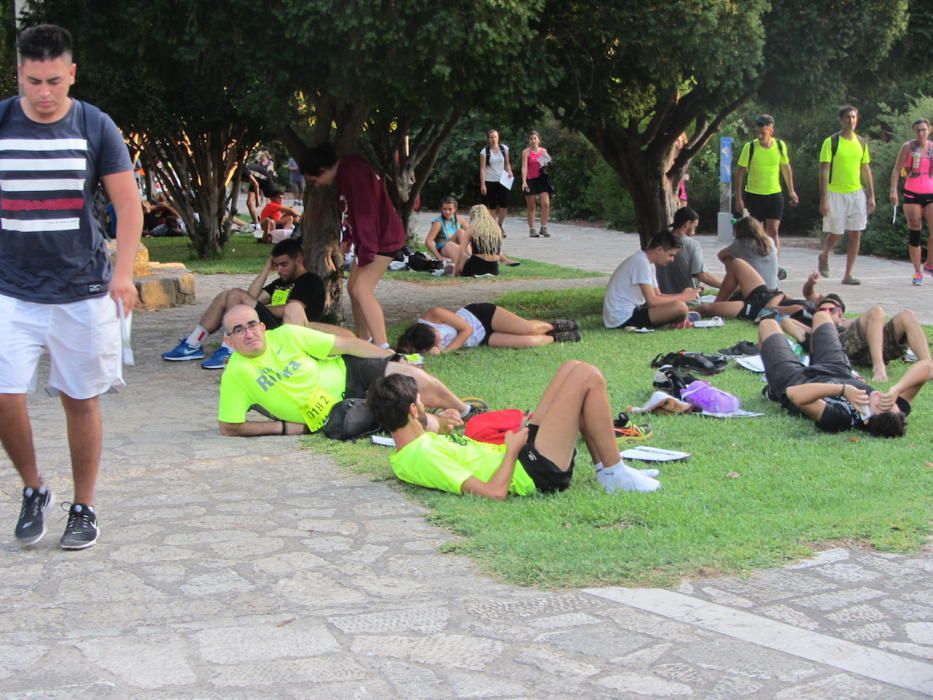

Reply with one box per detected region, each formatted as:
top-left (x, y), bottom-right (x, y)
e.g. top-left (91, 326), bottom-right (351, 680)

top-left (336, 155), bottom-right (406, 266)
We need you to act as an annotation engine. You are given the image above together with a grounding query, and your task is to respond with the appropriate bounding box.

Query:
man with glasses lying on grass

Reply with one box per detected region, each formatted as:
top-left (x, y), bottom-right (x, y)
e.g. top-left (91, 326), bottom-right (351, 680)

top-left (366, 361), bottom-right (664, 499)
top-left (217, 304), bottom-right (480, 437)
top-left (758, 309), bottom-right (931, 437)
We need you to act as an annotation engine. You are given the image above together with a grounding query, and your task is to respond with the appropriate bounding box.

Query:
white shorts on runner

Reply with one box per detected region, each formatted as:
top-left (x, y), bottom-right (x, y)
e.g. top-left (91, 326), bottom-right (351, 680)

top-left (0, 293), bottom-right (124, 399)
top-left (822, 190), bottom-right (867, 234)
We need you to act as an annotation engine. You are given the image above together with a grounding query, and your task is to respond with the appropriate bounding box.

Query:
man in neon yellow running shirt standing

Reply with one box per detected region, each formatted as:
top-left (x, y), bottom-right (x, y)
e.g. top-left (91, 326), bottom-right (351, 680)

top-left (735, 114), bottom-right (799, 279)
top-left (817, 105), bottom-right (876, 285)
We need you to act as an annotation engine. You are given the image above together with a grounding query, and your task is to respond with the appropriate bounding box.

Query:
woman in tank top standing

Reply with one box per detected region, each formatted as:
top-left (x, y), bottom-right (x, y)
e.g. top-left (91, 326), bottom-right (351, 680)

top-left (890, 118), bottom-right (933, 285)
top-left (521, 130), bottom-right (554, 238)
top-left (479, 129), bottom-right (512, 236)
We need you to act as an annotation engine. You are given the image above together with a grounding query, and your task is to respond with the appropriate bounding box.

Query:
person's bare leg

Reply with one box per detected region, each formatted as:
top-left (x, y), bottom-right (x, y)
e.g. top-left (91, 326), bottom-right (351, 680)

top-left (60, 394), bottom-right (102, 506)
top-left (757, 317), bottom-right (784, 345)
top-left (779, 317), bottom-right (809, 343)
top-left (525, 194), bottom-right (537, 231)
top-left (765, 218), bottom-right (781, 256)
top-left (385, 362), bottom-right (467, 413)
top-left (490, 307), bottom-right (553, 336)
top-left (925, 205), bottom-right (933, 269)
top-left (247, 191), bottom-right (259, 224)
top-left (539, 192), bottom-right (550, 228)
top-left (307, 321), bottom-right (355, 337)
top-left (856, 306), bottom-right (887, 382)
top-left (891, 309), bottom-right (931, 362)
top-left (487, 333), bottom-right (554, 348)
top-left (0, 394), bottom-right (40, 489)
top-left (495, 207), bottom-right (507, 230)
top-left (844, 230), bottom-right (861, 280)
top-left (198, 288), bottom-right (255, 333)
top-left (281, 301), bottom-right (353, 336)
top-left (647, 301), bottom-right (688, 325)
top-left (820, 232), bottom-right (841, 273)
top-left (714, 263), bottom-right (738, 301)
top-left (526, 362), bottom-right (597, 468)
top-left (905, 203), bottom-right (923, 275)
top-left (347, 256), bottom-right (392, 345)
top-left (439, 241), bottom-right (461, 261)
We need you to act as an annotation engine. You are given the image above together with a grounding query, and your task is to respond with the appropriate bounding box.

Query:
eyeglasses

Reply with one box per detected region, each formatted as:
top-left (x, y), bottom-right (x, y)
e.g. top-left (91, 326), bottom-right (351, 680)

top-left (227, 320), bottom-right (261, 336)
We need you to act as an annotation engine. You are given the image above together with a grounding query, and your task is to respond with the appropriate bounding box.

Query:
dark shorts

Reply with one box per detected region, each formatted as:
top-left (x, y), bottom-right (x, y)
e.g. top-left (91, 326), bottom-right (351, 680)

top-left (618, 304), bottom-right (653, 329)
top-left (483, 181), bottom-right (510, 210)
top-left (840, 318), bottom-right (905, 367)
top-left (525, 176), bottom-right (554, 196)
top-left (517, 425), bottom-right (575, 493)
top-left (745, 192), bottom-right (784, 222)
top-left (463, 302), bottom-right (497, 345)
top-left (762, 323), bottom-right (851, 401)
top-left (740, 285), bottom-right (782, 321)
top-left (255, 302), bottom-right (282, 330)
top-left (902, 190), bottom-right (933, 208)
top-left (376, 247), bottom-right (407, 260)
top-left (461, 256), bottom-right (499, 277)
top-left (343, 356), bottom-right (391, 399)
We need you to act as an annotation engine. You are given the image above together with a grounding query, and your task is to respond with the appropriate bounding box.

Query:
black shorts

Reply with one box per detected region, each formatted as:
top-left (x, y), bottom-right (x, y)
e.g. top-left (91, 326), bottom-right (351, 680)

top-left (517, 425), bottom-right (575, 493)
top-left (745, 192), bottom-right (784, 222)
top-left (618, 304), bottom-right (652, 329)
top-left (525, 176), bottom-right (554, 196)
top-left (343, 357), bottom-right (391, 399)
top-left (483, 181), bottom-right (510, 209)
top-left (255, 302), bottom-right (282, 330)
top-left (762, 323), bottom-right (852, 402)
top-left (902, 190), bottom-right (933, 207)
top-left (740, 285), bottom-right (782, 320)
top-left (463, 302), bottom-right (497, 345)
top-left (461, 256), bottom-right (499, 277)
top-left (376, 247), bottom-right (407, 260)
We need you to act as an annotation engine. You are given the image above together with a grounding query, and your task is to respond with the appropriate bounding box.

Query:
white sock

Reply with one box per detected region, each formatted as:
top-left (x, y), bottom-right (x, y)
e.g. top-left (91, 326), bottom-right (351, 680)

top-left (595, 461), bottom-right (659, 478)
top-left (186, 326), bottom-right (208, 347)
top-left (596, 460), bottom-right (661, 493)
top-left (379, 342), bottom-right (391, 350)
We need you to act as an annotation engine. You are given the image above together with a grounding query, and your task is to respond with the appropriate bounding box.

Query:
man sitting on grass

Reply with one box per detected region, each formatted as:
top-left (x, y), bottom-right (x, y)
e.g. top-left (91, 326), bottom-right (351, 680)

top-left (603, 230), bottom-right (698, 330)
top-left (217, 304), bottom-right (479, 437)
top-left (759, 309), bottom-right (931, 436)
top-left (694, 257), bottom-right (807, 322)
top-left (367, 360), bottom-right (662, 499)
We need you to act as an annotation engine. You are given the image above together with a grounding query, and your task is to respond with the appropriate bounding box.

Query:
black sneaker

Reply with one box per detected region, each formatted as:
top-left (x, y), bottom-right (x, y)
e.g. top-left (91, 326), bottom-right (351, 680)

top-left (60, 503), bottom-right (100, 550)
top-left (461, 397), bottom-right (489, 422)
top-left (550, 319), bottom-right (579, 333)
top-left (15, 486), bottom-right (54, 546)
top-left (552, 330), bottom-right (582, 343)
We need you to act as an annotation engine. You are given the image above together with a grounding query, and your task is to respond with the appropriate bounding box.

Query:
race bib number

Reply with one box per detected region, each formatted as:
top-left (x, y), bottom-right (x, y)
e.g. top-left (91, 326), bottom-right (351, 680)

top-left (270, 288), bottom-right (292, 306)
top-left (301, 386), bottom-right (339, 432)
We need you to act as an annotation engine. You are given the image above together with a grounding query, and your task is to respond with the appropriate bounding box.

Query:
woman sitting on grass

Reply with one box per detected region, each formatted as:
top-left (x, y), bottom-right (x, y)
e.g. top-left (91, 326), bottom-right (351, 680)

top-left (396, 304), bottom-right (580, 355)
top-left (424, 195), bottom-right (466, 263)
top-left (717, 215), bottom-right (780, 293)
top-left (456, 204), bottom-right (519, 276)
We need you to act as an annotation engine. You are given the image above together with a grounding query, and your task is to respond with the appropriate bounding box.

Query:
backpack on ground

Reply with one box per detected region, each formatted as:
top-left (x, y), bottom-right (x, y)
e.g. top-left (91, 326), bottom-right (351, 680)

top-left (406, 251), bottom-right (443, 272)
top-left (650, 351), bottom-right (728, 376)
top-left (652, 366), bottom-right (699, 398)
top-left (323, 399), bottom-right (380, 441)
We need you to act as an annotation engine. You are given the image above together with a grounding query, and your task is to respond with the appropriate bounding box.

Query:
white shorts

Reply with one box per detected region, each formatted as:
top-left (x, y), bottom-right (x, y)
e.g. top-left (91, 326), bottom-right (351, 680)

top-left (822, 190), bottom-right (867, 234)
top-left (0, 293), bottom-right (124, 399)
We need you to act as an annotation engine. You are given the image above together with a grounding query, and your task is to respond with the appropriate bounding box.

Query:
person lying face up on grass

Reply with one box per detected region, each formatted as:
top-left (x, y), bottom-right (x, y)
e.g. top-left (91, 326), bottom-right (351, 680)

top-left (367, 361), bottom-right (662, 499)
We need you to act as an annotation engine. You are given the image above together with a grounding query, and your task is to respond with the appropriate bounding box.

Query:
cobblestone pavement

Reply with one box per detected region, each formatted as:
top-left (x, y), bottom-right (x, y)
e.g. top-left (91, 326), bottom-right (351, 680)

top-left (0, 218), bottom-right (930, 698)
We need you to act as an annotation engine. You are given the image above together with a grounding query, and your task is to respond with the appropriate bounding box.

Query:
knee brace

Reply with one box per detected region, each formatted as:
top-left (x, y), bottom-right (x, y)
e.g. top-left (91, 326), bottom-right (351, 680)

top-left (909, 229), bottom-right (922, 247)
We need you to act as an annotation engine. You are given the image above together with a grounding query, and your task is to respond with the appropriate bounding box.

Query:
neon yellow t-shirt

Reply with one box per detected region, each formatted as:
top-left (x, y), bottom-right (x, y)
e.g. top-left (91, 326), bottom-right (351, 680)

top-left (819, 134), bottom-right (870, 194)
top-left (389, 431), bottom-right (536, 496)
top-left (217, 325), bottom-right (346, 425)
top-left (737, 139), bottom-right (789, 195)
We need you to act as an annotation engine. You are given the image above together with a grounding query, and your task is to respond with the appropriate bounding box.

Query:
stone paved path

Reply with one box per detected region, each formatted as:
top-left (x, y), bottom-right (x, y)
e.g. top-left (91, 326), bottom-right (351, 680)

top-left (0, 217), bottom-right (930, 698)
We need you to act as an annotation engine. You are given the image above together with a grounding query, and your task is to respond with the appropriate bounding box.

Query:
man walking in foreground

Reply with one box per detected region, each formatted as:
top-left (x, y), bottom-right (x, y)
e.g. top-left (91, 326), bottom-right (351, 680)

top-left (0, 25), bottom-right (141, 549)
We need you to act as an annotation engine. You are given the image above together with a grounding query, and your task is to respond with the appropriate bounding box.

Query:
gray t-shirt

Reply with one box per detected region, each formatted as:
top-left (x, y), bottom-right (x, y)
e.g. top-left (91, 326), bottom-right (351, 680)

top-left (655, 235), bottom-right (704, 294)
top-left (0, 99), bottom-right (133, 303)
top-left (724, 238), bottom-right (779, 290)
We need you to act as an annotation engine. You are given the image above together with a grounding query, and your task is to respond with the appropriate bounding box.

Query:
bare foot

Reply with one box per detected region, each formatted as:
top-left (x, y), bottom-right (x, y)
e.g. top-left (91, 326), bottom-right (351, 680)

top-left (872, 366), bottom-right (888, 383)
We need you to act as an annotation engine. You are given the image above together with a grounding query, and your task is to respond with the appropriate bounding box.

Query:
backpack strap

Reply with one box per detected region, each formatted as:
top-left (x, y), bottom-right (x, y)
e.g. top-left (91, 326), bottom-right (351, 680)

top-left (778, 138), bottom-right (786, 160)
top-left (829, 132), bottom-right (866, 185)
top-left (746, 140), bottom-right (755, 168)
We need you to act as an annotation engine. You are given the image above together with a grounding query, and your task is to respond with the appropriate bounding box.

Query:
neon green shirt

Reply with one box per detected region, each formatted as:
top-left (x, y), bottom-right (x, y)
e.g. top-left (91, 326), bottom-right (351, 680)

top-left (820, 134), bottom-right (870, 194)
top-left (389, 431), bottom-right (536, 496)
top-left (737, 139), bottom-right (788, 195)
top-left (217, 325), bottom-right (346, 425)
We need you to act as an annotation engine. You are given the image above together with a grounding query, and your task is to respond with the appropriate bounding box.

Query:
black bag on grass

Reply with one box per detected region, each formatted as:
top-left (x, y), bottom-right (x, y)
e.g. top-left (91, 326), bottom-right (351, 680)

top-left (323, 399), bottom-right (380, 441)
top-left (650, 351), bottom-right (728, 375)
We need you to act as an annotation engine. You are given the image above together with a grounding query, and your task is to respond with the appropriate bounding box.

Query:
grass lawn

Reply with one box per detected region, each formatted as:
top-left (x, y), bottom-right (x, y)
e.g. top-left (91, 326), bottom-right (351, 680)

top-left (144, 235), bottom-right (602, 280)
top-left (308, 287), bottom-right (933, 588)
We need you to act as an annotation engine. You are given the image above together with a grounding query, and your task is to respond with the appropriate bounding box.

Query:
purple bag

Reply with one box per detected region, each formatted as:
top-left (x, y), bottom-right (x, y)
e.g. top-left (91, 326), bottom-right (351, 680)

top-left (681, 380), bottom-right (740, 414)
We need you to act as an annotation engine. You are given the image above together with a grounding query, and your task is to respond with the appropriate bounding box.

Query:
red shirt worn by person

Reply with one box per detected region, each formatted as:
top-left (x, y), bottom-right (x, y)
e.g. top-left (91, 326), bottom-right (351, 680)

top-left (336, 154), bottom-right (407, 266)
top-left (260, 200), bottom-right (285, 223)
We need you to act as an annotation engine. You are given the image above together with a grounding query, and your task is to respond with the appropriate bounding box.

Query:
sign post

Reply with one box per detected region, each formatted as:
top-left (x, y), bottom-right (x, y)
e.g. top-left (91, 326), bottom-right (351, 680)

top-left (718, 137), bottom-right (733, 243)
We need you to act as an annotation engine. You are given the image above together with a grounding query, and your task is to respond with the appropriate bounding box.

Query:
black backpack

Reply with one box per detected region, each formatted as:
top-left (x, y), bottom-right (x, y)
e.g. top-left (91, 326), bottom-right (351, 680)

top-left (323, 399), bottom-right (380, 441)
top-left (406, 251), bottom-right (443, 272)
top-left (485, 144), bottom-right (508, 164)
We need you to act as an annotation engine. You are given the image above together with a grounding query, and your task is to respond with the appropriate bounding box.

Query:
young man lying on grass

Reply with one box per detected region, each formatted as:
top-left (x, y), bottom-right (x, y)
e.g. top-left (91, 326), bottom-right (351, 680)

top-left (367, 360), bottom-right (662, 499)
top-left (759, 310), bottom-right (932, 436)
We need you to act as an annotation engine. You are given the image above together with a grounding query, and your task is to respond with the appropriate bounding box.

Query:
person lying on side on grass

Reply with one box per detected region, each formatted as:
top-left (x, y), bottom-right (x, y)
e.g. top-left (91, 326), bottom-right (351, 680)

top-left (395, 303), bottom-right (580, 355)
top-left (758, 310), bottom-right (931, 437)
top-left (367, 361), bottom-right (663, 499)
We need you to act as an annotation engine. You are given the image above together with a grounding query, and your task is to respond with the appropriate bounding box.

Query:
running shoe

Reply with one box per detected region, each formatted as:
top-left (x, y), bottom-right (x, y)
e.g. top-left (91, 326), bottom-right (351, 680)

top-left (201, 345), bottom-right (233, 370)
top-left (529, 227), bottom-right (540, 238)
top-left (818, 255), bottom-right (829, 278)
top-left (60, 503), bottom-right (100, 550)
top-left (552, 330), bottom-right (582, 343)
top-left (613, 412), bottom-right (653, 442)
top-left (841, 276), bottom-right (861, 285)
top-left (15, 486), bottom-right (54, 546)
top-left (462, 397), bottom-right (489, 421)
top-left (162, 339), bottom-right (204, 361)
top-left (550, 319), bottom-right (579, 333)
top-left (912, 272), bottom-right (924, 286)
top-left (539, 226), bottom-right (551, 238)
